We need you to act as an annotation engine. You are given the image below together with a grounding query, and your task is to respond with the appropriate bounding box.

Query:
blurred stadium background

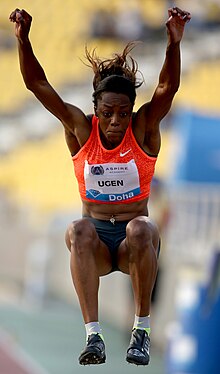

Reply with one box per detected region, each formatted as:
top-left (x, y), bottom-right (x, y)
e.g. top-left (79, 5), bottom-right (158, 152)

top-left (0, 0), bottom-right (220, 373)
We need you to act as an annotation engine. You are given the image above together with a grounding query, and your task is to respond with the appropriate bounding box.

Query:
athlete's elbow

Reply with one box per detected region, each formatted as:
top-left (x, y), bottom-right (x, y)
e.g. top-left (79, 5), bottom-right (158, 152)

top-left (173, 82), bottom-right (180, 94)
top-left (158, 81), bottom-right (180, 96)
top-left (23, 78), bottom-right (36, 91)
top-left (25, 82), bottom-right (33, 91)
top-left (25, 79), bottom-right (44, 94)
top-left (166, 81), bottom-right (180, 95)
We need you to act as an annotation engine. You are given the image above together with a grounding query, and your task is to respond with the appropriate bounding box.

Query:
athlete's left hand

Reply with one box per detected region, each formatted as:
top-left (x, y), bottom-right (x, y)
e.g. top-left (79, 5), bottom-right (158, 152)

top-left (166, 7), bottom-right (191, 43)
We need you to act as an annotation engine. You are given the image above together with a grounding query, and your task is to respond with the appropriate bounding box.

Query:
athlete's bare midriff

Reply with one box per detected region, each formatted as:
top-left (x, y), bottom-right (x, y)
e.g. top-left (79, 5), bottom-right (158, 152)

top-left (82, 197), bottom-right (149, 221)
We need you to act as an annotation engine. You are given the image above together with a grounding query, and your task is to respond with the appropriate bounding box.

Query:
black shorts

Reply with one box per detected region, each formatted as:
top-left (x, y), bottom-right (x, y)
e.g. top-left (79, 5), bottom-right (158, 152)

top-left (84, 217), bottom-right (129, 272)
top-left (84, 217), bottom-right (161, 273)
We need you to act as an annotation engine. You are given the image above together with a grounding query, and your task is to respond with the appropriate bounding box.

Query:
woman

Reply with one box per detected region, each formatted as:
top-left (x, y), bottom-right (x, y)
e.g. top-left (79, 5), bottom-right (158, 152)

top-left (10, 6), bottom-right (191, 366)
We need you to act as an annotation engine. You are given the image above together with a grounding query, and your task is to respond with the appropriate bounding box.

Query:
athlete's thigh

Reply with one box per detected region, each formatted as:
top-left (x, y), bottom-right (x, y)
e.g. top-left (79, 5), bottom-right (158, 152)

top-left (65, 219), bottom-right (113, 276)
top-left (116, 216), bottom-right (160, 274)
top-left (95, 238), bottom-right (113, 276)
top-left (117, 238), bottom-right (130, 274)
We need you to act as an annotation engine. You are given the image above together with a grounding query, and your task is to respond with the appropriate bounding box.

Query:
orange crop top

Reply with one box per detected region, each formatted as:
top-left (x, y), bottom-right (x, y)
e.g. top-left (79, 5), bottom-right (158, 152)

top-left (72, 115), bottom-right (157, 204)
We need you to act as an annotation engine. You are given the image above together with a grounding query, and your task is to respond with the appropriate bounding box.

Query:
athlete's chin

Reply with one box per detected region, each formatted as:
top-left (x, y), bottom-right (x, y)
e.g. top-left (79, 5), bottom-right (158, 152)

top-left (106, 131), bottom-right (123, 144)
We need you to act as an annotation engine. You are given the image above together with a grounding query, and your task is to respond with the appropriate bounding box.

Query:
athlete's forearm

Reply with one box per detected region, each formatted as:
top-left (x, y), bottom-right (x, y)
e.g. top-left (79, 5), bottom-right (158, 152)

top-left (158, 39), bottom-right (181, 94)
top-left (18, 38), bottom-right (47, 90)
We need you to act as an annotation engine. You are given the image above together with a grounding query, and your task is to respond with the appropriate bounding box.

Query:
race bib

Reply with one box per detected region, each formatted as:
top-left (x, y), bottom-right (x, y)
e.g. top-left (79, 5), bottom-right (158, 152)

top-left (84, 159), bottom-right (141, 202)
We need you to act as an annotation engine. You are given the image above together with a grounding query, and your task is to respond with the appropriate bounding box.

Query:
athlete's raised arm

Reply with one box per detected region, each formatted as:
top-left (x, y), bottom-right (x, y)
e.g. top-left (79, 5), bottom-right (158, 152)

top-left (149, 7), bottom-right (191, 121)
top-left (9, 8), bottom-right (90, 145)
top-left (134, 7), bottom-right (191, 156)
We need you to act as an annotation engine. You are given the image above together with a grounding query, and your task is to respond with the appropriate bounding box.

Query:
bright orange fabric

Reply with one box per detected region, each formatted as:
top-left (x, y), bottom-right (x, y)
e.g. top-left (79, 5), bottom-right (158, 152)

top-left (72, 115), bottom-right (157, 204)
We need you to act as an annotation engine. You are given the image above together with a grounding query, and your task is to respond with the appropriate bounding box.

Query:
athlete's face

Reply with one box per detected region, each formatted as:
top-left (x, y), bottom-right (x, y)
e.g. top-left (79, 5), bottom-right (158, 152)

top-left (95, 92), bottom-right (133, 148)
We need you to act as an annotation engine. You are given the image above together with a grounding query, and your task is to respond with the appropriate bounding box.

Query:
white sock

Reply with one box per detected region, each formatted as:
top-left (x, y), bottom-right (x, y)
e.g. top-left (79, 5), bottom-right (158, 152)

top-left (85, 321), bottom-right (102, 339)
top-left (133, 315), bottom-right (151, 335)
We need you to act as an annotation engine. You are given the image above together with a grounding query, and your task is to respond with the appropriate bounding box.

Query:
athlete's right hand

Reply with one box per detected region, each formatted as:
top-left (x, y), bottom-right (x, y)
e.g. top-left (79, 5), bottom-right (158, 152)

top-left (9, 9), bottom-right (32, 41)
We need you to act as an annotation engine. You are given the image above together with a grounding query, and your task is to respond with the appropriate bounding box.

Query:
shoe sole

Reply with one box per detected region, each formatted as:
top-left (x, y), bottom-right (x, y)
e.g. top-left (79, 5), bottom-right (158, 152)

top-left (79, 351), bottom-right (106, 365)
top-left (126, 354), bottom-right (149, 366)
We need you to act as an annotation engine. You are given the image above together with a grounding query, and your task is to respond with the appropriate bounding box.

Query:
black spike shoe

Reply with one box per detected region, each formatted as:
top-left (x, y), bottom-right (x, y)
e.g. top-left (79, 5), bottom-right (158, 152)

top-left (126, 329), bottom-right (150, 365)
top-left (79, 333), bottom-right (106, 365)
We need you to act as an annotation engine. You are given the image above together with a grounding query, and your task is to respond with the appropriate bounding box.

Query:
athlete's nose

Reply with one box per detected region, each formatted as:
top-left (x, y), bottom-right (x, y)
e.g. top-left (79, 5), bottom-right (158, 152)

top-left (110, 113), bottom-right (120, 126)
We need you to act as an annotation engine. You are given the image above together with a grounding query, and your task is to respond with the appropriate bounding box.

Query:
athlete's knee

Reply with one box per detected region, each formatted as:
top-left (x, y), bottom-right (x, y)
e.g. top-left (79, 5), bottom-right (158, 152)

top-left (126, 217), bottom-right (153, 246)
top-left (126, 218), bottom-right (159, 262)
top-left (66, 218), bottom-right (97, 254)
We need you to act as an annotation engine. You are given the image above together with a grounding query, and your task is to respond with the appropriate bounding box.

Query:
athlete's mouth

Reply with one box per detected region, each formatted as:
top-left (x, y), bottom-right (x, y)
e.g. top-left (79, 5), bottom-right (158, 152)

top-left (107, 130), bottom-right (123, 135)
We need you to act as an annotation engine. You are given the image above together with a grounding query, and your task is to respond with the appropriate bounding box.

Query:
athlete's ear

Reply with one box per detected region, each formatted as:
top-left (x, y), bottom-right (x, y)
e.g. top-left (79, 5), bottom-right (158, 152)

top-left (94, 106), bottom-right (98, 117)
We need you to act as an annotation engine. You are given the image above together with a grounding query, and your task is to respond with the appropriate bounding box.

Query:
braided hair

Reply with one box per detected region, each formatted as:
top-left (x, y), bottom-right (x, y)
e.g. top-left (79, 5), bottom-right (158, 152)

top-left (85, 42), bottom-right (143, 106)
